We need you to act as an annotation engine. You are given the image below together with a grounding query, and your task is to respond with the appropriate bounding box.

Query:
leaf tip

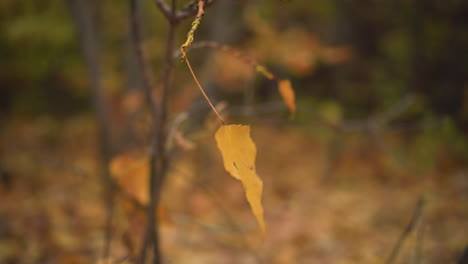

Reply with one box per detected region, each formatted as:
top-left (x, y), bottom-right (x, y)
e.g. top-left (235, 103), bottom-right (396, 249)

top-left (278, 79), bottom-right (296, 119)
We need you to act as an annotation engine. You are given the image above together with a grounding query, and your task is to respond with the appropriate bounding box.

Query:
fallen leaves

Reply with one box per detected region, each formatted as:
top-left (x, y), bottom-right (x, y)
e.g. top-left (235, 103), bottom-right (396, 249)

top-left (214, 125), bottom-right (265, 232)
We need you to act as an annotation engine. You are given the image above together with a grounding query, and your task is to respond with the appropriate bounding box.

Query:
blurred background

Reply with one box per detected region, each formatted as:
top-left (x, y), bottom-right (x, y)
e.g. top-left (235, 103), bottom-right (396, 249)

top-left (0, 0), bottom-right (467, 263)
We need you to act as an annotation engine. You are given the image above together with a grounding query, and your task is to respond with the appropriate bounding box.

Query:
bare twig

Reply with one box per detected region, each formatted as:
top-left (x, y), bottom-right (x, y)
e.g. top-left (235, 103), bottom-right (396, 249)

top-left (170, 97), bottom-right (420, 135)
top-left (137, 0), bottom-right (180, 262)
top-left (166, 112), bottom-right (190, 150)
top-left (385, 197), bottom-right (425, 264)
top-left (372, 94), bottom-right (415, 127)
top-left (180, 0), bottom-right (206, 56)
top-left (176, 40), bottom-right (278, 80)
top-left (130, 0), bottom-right (221, 262)
top-left (414, 217), bottom-right (425, 264)
top-left (176, 0), bottom-right (217, 21)
top-left (129, 0), bottom-right (161, 262)
top-left (323, 94), bottom-right (415, 133)
top-left (67, 0), bottom-right (115, 259)
top-left (130, 0), bottom-right (158, 111)
top-left (153, 0), bottom-right (217, 23)
top-left (182, 55), bottom-right (227, 125)
top-left (152, 0), bottom-right (172, 21)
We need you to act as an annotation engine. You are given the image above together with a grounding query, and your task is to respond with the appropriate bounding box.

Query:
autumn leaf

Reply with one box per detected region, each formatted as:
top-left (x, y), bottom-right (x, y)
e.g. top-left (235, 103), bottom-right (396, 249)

top-left (278, 79), bottom-right (296, 118)
top-left (109, 153), bottom-right (173, 225)
top-left (215, 125), bottom-right (265, 232)
top-left (110, 152), bottom-right (149, 205)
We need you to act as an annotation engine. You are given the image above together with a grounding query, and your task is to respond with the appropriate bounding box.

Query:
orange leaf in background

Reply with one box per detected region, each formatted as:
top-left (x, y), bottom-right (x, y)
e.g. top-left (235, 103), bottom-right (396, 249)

top-left (109, 153), bottom-right (149, 205)
top-left (320, 47), bottom-right (352, 64)
top-left (215, 125), bottom-right (265, 232)
top-left (278, 79), bottom-right (296, 118)
top-left (121, 90), bottom-right (144, 114)
top-left (110, 153), bottom-right (173, 226)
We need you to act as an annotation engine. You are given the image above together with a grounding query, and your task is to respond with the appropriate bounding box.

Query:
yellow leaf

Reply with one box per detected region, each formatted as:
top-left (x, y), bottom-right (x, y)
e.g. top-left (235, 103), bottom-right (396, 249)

top-left (278, 80), bottom-right (296, 118)
top-left (215, 125), bottom-right (265, 232)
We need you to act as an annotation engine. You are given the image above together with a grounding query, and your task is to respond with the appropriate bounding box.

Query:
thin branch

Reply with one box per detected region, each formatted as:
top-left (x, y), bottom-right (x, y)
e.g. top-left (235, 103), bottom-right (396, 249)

top-left (139, 0), bottom-right (179, 262)
top-left (129, 0), bottom-right (162, 262)
top-left (152, 0), bottom-right (172, 21)
top-left (176, 0), bottom-right (217, 21)
top-left (130, 0), bottom-right (159, 113)
top-left (414, 217), bottom-right (425, 264)
top-left (135, 0), bottom-right (219, 262)
top-left (183, 55), bottom-right (226, 125)
top-left (176, 40), bottom-right (278, 80)
top-left (153, 0), bottom-right (217, 23)
top-left (317, 94), bottom-right (415, 133)
top-left (154, 0), bottom-right (178, 196)
top-left (385, 197), bottom-right (425, 264)
top-left (372, 94), bottom-right (415, 127)
top-left (180, 1), bottom-right (226, 125)
top-left (180, 0), bottom-right (206, 57)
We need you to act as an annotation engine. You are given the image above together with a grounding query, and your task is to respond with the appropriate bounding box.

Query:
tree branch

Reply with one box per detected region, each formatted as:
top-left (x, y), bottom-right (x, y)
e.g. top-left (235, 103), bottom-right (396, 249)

top-left (129, 0), bottom-right (162, 262)
top-left (175, 0), bottom-right (217, 21)
top-left (135, 0), bottom-right (219, 262)
top-left (138, 0), bottom-right (179, 263)
top-left (154, 0), bottom-right (218, 23)
top-left (152, 0), bottom-right (172, 21)
top-left (385, 197), bottom-right (425, 264)
top-left (130, 0), bottom-right (158, 112)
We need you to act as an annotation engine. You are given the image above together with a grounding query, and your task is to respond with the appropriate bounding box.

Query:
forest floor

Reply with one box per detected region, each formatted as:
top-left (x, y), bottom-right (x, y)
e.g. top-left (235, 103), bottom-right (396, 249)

top-left (0, 115), bottom-right (467, 264)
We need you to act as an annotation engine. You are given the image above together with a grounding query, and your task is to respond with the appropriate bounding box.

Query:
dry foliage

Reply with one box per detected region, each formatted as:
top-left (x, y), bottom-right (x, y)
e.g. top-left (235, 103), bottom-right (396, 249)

top-left (215, 125), bottom-right (265, 232)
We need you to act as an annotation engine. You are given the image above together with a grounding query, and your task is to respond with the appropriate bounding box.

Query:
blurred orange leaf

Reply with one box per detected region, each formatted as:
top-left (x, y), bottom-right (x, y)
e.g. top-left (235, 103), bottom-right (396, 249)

top-left (109, 152), bottom-right (149, 205)
top-left (214, 125), bottom-right (265, 232)
top-left (109, 153), bottom-right (173, 225)
top-left (278, 79), bottom-right (296, 118)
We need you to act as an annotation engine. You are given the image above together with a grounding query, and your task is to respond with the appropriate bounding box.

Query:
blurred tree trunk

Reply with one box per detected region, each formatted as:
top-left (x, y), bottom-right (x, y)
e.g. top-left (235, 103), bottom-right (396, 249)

top-left (67, 0), bottom-right (115, 259)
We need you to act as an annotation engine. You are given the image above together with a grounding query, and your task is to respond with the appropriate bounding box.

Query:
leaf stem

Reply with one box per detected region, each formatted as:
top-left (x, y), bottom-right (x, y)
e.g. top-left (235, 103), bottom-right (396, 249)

top-left (180, 0), bottom-right (226, 126)
top-left (182, 54), bottom-right (226, 125)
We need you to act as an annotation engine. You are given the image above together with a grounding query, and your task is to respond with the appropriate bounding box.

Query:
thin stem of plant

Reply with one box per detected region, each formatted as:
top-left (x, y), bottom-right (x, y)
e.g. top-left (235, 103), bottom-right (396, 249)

top-left (129, 0), bottom-right (162, 262)
top-left (182, 55), bottom-right (226, 125)
top-left (385, 197), bottom-right (425, 264)
top-left (176, 0), bottom-right (217, 21)
top-left (180, 0), bottom-right (205, 56)
top-left (177, 41), bottom-right (279, 81)
top-left (180, 0), bottom-right (226, 125)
